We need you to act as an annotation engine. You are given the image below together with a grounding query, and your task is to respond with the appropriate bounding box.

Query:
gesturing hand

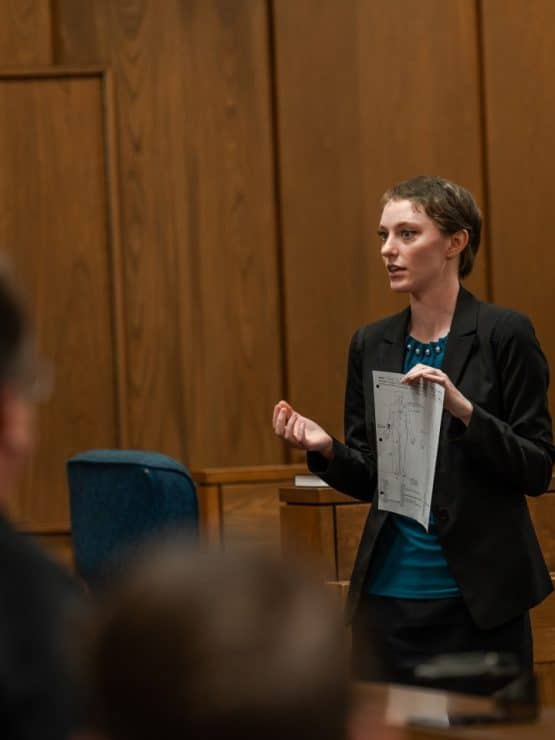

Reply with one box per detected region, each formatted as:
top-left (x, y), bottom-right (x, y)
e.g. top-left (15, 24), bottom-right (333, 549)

top-left (272, 400), bottom-right (334, 458)
top-left (400, 364), bottom-right (473, 425)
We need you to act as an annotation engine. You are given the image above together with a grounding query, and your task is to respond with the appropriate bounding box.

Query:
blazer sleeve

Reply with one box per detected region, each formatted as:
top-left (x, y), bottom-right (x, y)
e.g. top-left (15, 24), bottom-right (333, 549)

top-left (448, 311), bottom-right (555, 495)
top-left (307, 328), bottom-right (377, 501)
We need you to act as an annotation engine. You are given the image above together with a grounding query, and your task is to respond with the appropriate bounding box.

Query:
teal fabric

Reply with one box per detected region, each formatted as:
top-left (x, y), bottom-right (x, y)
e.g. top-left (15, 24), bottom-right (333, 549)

top-left (367, 335), bottom-right (460, 598)
top-left (67, 449), bottom-right (198, 586)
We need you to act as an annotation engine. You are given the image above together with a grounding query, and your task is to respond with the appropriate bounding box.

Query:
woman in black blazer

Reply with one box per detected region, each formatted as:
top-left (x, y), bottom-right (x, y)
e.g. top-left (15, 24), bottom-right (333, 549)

top-left (273, 175), bottom-right (555, 693)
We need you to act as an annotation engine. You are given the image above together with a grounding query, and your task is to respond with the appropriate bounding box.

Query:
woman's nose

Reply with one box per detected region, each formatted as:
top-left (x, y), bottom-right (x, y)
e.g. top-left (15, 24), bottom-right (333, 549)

top-left (381, 235), bottom-right (397, 257)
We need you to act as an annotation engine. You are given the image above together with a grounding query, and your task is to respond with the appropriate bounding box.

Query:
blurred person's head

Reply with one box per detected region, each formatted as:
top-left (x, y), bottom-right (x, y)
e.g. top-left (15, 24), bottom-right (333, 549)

top-left (0, 256), bottom-right (42, 505)
top-left (87, 542), bottom-right (350, 740)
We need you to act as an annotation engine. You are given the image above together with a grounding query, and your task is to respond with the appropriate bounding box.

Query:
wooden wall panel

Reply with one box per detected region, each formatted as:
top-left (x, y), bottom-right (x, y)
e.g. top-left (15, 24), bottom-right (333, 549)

top-left (481, 0), bottom-right (555, 415)
top-left (536, 663), bottom-right (555, 707)
top-left (273, 0), bottom-right (487, 440)
top-left (528, 495), bottom-right (555, 572)
top-left (54, 0), bottom-right (285, 467)
top-left (280, 504), bottom-right (336, 579)
top-left (532, 587), bottom-right (555, 705)
top-left (0, 0), bottom-right (52, 64)
top-left (193, 463), bottom-right (306, 546)
top-left (336, 503), bottom-right (370, 581)
top-left (221, 483), bottom-right (282, 553)
top-left (0, 71), bottom-right (119, 530)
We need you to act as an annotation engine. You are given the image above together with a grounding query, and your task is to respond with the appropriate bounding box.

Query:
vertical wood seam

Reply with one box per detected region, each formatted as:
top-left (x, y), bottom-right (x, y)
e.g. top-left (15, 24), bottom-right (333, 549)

top-left (475, 0), bottom-right (493, 303)
top-left (266, 0), bottom-right (289, 463)
top-left (217, 484), bottom-right (224, 546)
top-left (48, 0), bottom-right (58, 64)
top-left (332, 504), bottom-right (339, 581)
top-left (102, 68), bottom-right (129, 447)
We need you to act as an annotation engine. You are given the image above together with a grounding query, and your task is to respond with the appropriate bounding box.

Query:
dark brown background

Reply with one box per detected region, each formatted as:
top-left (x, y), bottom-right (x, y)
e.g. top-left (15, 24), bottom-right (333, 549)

top-left (0, 0), bottom-right (552, 533)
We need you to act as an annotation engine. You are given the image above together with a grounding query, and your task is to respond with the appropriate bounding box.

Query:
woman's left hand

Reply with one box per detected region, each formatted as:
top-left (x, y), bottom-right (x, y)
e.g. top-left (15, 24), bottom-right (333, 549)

top-left (401, 364), bottom-right (473, 426)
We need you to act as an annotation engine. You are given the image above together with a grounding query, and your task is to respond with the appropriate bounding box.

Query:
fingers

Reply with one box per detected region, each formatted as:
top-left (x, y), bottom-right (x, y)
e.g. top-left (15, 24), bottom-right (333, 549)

top-left (273, 400), bottom-right (294, 432)
top-left (273, 409), bottom-right (307, 450)
top-left (401, 366), bottom-right (448, 386)
top-left (292, 416), bottom-right (310, 449)
top-left (272, 403), bottom-right (282, 428)
top-left (292, 416), bottom-right (306, 447)
top-left (401, 363), bottom-right (429, 383)
top-left (280, 411), bottom-right (301, 449)
top-left (284, 411), bottom-right (303, 445)
top-left (273, 401), bottom-right (305, 448)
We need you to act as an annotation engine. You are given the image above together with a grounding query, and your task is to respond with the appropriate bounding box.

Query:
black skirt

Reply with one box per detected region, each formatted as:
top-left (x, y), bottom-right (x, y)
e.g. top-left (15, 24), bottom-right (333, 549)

top-left (352, 592), bottom-right (533, 695)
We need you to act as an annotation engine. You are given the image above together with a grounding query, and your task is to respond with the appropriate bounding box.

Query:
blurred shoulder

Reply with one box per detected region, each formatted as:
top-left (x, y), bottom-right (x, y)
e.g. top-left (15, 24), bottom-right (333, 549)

top-left (0, 514), bottom-right (79, 602)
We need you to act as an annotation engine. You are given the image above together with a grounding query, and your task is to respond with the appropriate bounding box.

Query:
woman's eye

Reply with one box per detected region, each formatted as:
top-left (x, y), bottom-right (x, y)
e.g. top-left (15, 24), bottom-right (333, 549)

top-left (400, 230), bottom-right (416, 240)
top-left (377, 231), bottom-right (387, 242)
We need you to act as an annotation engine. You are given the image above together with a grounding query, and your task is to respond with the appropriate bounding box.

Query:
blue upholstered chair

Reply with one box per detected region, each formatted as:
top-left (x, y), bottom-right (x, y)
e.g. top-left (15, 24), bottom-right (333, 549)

top-left (67, 449), bottom-right (198, 586)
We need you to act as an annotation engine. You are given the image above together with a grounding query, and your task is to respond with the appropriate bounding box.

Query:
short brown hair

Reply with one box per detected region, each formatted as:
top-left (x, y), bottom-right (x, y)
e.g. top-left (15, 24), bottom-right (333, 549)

top-left (89, 543), bottom-right (350, 740)
top-left (382, 175), bottom-right (482, 278)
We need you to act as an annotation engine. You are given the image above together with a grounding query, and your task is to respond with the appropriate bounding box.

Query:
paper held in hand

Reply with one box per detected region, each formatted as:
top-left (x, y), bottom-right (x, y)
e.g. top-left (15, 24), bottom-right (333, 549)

top-left (372, 370), bottom-right (444, 531)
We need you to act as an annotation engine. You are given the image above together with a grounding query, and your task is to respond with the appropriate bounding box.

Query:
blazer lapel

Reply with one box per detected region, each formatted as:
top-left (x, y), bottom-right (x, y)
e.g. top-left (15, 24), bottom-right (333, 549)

top-left (441, 286), bottom-right (479, 386)
top-left (377, 306), bottom-right (411, 372)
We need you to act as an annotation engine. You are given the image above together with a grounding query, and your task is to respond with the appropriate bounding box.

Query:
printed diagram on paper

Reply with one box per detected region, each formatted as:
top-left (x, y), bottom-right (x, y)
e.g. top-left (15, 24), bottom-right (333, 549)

top-left (372, 371), bottom-right (444, 530)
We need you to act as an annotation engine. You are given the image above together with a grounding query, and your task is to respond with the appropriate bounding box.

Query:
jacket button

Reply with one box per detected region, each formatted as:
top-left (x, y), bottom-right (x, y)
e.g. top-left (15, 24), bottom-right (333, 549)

top-left (436, 508), bottom-right (449, 523)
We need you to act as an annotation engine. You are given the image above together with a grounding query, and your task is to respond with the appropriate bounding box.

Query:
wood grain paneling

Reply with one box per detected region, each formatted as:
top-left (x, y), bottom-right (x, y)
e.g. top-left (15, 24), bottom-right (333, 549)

top-left (536, 663), bottom-right (555, 707)
top-left (279, 486), bottom-right (369, 581)
top-left (326, 579), bottom-right (350, 606)
top-left (356, 0), bottom-right (487, 303)
top-left (481, 0), bottom-right (555, 415)
top-left (0, 0), bottom-right (52, 64)
top-left (336, 503), bottom-right (370, 581)
top-left (528, 495), bottom-right (555, 572)
top-left (0, 70), bottom-right (119, 530)
top-left (532, 584), bottom-right (555, 705)
top-left (280, 487), bottom-right (361, 505)
top-left (194, 464), bottom-right (306, 546)
top-left (55, 0), bottom-right (284, 466)
top-left (221, 482), bottom-right (282, 553)
top-left (280, 503), bottom-right (336, 579)
top-left (273, 0), bottom-right (487, 440)
top-left (532, 591), bottom-right (555, 664)
top-left (192, 463), bottom-right (306, 485)
top-left (197, 484), bottom-right (223, 545)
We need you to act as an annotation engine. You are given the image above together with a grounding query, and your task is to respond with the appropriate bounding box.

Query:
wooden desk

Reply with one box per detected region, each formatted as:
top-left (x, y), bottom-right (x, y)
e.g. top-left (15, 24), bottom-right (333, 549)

top-left (193, 464), bottom-right (306, 550)
top-left (353, 682), bottom-right (555, 739)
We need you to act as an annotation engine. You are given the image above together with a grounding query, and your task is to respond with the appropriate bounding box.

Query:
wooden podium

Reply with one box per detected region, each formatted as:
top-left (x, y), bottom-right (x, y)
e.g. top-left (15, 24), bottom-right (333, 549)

top-left (279, 484), bottom-right (369, 580)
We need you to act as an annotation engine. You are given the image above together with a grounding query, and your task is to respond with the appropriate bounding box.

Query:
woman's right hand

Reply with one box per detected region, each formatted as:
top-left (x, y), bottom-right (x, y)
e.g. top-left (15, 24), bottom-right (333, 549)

top-left (272, 400), bottom-right (334, 459)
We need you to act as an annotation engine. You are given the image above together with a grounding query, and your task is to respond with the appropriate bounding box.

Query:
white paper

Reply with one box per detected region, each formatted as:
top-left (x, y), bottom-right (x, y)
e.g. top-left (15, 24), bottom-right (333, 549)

top-left (384, 686), bottom-right (448, 726)
top-left (372, 370), bottom-right (444, 531)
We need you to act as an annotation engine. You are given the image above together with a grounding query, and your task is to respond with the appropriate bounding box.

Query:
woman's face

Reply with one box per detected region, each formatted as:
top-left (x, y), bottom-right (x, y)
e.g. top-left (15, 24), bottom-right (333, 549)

top-left (378, 198), bottom-right (456, 295)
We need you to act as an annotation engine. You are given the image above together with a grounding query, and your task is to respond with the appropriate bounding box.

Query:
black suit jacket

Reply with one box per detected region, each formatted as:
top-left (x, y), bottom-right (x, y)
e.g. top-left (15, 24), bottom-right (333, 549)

top-left (0, 514), bottom-right (85, 739)
top-left (309, 287), bottom-right (555, 629)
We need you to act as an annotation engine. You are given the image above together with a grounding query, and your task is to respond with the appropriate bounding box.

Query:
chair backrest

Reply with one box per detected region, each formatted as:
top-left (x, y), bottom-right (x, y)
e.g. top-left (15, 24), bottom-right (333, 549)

top-left (67, 449), bottom-right (198, 586)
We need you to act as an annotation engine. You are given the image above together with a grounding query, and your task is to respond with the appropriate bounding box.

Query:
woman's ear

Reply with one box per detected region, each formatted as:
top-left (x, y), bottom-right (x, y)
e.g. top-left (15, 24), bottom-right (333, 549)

top-left (447, 229), bottom-right (469, 259)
